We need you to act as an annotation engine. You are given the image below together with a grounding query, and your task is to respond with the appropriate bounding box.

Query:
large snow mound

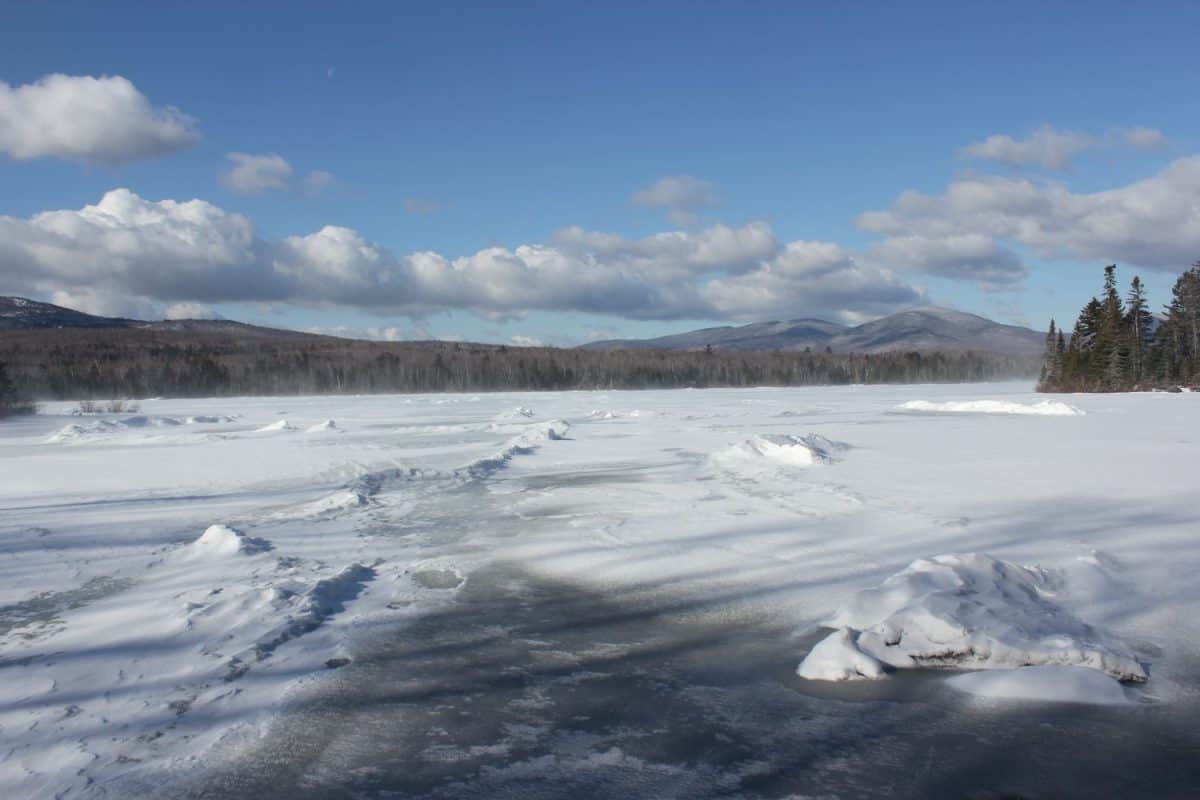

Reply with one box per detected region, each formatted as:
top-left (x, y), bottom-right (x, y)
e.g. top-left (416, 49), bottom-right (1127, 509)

top-left (180, 524), bottom-right (272, 559)
top-left (798, 553), bottom-right (1146, 683)
top-left (897, 400), bottom-right (1084, 416)
top-left (715, 433), bottom-right (846, 470)
top-left (945, 665), bottom-right (1132, 705)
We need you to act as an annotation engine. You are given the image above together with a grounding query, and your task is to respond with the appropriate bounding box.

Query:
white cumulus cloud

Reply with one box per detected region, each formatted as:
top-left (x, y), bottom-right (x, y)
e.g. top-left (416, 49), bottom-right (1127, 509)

top-left (221, 153), bottom-right (335, 196)
top-left (630, 175), bottom-right (717, 226)
top-left (857, 155), bottom-right (1200, 272)
top-left (221, 153), bottom-right (293, 194)
top-left (0, 74), bottom-right (197, 165)
top-left (960, 124), bottom-right (1168, 171)
top-left (3, 189), bottom-right (924, 324)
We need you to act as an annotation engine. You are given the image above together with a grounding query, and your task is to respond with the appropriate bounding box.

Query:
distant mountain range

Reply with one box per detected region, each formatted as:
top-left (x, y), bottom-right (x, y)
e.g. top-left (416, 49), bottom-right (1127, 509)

top-left (582, 308), bottom-right (1046, 357)
top-left (1, 296), bottom-right (1045, 357)
top-left (0, 296), bottom-right (322, 341)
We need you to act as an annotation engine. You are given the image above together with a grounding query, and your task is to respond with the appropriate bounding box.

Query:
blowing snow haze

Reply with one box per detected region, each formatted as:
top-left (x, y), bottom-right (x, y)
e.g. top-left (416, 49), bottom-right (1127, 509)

top-left (4, 4), bottom-right (1200, 799)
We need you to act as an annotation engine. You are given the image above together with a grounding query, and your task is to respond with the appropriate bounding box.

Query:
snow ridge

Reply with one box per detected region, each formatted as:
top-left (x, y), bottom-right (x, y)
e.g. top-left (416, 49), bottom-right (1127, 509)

top-left (798, 553), bottom-right (1147, 684)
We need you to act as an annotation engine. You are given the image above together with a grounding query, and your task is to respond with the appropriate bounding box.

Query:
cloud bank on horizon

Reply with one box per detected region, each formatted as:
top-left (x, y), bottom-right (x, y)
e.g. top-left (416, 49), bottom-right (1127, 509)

top-left (0, 72), bottom-right (1194, 331)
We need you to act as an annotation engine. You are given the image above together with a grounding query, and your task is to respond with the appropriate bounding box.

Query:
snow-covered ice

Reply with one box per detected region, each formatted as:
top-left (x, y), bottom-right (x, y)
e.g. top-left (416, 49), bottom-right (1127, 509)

top-left (2, 382), bottom-right (1199, 797)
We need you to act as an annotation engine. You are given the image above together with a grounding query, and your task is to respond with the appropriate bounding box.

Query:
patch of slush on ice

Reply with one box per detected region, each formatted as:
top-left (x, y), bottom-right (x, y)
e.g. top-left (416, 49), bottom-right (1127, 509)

top-left (714, 433), bottom-right (847, 470)
top-left (255, 419), bottom-right (297, 432)
top-left (798, 553), bottom-right (1146, 683)
top-left (795, 627), bottom-right (886, 681)
top-left (946, 665), bottom-right (1132, 705)
top-left (179, 525), bottom-right (273, 559)
top-left (306, 419), bottom-right (338, 433)
top-left (411, 566), bottom-right (465, 590)
top-left (186, 414), bottom-right (238, 424)
top-left (897, 399), bottom-right (1084, 416)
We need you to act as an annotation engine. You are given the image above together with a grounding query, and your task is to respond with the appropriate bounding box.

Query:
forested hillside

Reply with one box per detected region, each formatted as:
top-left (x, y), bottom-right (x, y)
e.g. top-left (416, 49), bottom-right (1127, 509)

top-left (0, 325), bottom-right (1036, 400)
top-left (1038, 263), bottom-right (1200, 392)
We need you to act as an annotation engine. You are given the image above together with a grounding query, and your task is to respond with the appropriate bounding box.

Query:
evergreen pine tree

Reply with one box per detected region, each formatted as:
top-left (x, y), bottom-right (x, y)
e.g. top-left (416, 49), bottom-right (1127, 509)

top-left (1039, 319), bottom-right (1057, 387)
top-left (1125, 276), bottom-right (1153, 384)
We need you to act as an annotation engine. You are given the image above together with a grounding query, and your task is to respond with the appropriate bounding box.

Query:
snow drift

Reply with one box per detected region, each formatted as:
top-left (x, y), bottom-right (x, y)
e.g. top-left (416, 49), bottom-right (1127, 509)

top-left (897, 400), bottom-right (1084, 416)
top-left (714, 433), bottom-right (847, 470)
top-left (797, 553), bottom-right (1147, 685)
top-left (180, 524), bottom-right (272, 559)
top-left (255, 419), bottom-right (297, 432)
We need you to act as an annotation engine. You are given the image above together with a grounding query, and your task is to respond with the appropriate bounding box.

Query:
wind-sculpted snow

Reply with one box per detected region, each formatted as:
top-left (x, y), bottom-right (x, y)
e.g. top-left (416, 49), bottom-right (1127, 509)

top-left (45, 414), bottom-right (245, 443)
top-left (897, 399), bottom-right (1084, 416)
top-left (178, 524), bottom-right (273, 559)
top-left (306, 419), bottom-right (338, 433)
top-left (45, 415), bottom-right (186, 442)
top-left (798, 553), bottom-right (1147, 685)
top-left (255, 419), bottom-right (298, 432)
top-left (796, 626), bottom-right (886, 681)
top-left (45, 418), bottom-right (125, 442)
top-left (713, 432), bottom-right (848, 470)
top-left (461, 419), bottom-right (570, 479)
top-left (285, 419), bottom-right (572, 518)
top-left (228, 563), bottom-right (375, 676)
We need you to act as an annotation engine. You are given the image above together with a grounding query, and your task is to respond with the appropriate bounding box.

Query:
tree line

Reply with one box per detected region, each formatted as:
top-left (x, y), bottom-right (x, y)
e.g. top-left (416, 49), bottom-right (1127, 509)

top-left (1039, 262), bottom-right (1200, 392)
top-left (0, 325), bottom-right (1037, 401)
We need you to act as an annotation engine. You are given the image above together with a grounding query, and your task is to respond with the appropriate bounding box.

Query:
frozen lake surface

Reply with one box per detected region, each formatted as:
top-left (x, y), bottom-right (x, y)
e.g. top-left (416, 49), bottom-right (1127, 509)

top-left (1, 383), bottom-right (1199, 797)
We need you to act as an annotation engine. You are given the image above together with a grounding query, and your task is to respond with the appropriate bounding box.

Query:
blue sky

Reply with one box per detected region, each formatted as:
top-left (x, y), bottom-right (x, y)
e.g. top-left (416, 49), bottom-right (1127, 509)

top-left (3, 1), bottom-right (1199, 344)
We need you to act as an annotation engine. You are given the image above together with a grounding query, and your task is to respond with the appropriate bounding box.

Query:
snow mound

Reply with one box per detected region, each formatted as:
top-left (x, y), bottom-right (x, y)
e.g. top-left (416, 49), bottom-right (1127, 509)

top-left (232, 563), bottom-right (375, 669)
top-left (281, 489), bottom-right (369, 519)
top-left (798, 553), bottom-right (1146, 683)
top-left (306, 419), bottom-right (338, 433)
top-left (45, 420), bottom-right (123, 442)
top-left (796, 627), bottom-right (886, 681)
top-left (897, 400), bottom-right (1084, 416)
top-left (255, 419), bottom-right (297, 432)
top-left (715, 433), bottom-right (846, 469)
top-left (181, 525), bottom-right (273, 559)
top-left (946, 665), bottom-right (1132, 705)
top-left (497, 406), bottom-right (535, 420)
top-left (45, 415), bottom-right (187, 442)
top-left (463, 420), bottom-right (571, 478)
